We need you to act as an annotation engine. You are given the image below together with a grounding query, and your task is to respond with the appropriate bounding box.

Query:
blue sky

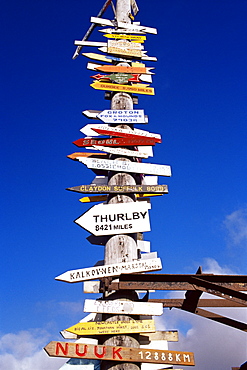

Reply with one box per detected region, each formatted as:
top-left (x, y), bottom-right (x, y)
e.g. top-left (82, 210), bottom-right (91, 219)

top-left (1, 0), bottom-right (247, 369)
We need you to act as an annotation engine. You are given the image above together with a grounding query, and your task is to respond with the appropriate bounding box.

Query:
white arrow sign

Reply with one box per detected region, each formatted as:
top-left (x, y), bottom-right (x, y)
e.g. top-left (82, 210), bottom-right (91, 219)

top-left (80, 123), bottom-right (109, 136)
top-left (92, 125), bottom-right (161, 142)
top-left (96, 109), bottom-right (147, 124)
top-left (77, 157), bottom-right (172, 177)
top-left (74, 201), bottom-right (151, 236)
top-left (84, 299), bottom-right (163, 316)
top-left (91, 17), bottom-right (157, 35)
top-left (92, 145), bottom-right (149, 158)
top-left (82, 109), bottom-right (148, 123)
top-left (55, 257), bottom-right (162, 283)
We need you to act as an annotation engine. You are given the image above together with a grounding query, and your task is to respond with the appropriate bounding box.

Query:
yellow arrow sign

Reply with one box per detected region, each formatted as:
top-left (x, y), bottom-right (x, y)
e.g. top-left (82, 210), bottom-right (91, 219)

top-left (103, 33), bottom-right (146, 43)
top-left (79, 193), bottom-right (163, 203)
top-left (90, 81), bottom-right (155, 95)
top-left (65, 319), bottom-right (156, 336)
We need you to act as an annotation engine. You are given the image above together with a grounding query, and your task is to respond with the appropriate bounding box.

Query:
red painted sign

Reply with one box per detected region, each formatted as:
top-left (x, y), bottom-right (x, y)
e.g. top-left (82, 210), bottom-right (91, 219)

top-left (92, 128), bottom-right (161, 143)
top-left (73, 137), bottom-right (156, 147)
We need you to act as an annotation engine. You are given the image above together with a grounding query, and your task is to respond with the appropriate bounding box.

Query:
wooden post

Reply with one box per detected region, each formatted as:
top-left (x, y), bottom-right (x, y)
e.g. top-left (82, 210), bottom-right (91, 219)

top-left (101, 1), bottom-right (141, 369)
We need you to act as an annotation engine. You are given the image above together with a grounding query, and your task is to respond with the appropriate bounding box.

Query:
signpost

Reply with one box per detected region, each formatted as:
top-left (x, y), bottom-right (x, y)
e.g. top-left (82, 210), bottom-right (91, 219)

top-left (67, 184), bottom-right (169, 194)
top-left (103, 34), bottom-right (146, 42)
top-left (64, 320), bottom-right (156, 336)
top-left (90, 17), bottom-right (158, 35)
top-left (92, 145), bottom-right (150, 158)
top-left (44, 341), bottom-right (195, 366)
top-left (55, 258), bottom-right (162, 283)
top-left (95, 64), bottom-right (154, 74)
top-left (84, 299), bottom-right (163, 316)
top-left (74, 201), bottom-right (151, 236)
top-left (73, 137), bottom-right (156, 147)
top-left (90, 81), bottom-right (155, 95)
top-left (77, 157), bottom-right (172, 177)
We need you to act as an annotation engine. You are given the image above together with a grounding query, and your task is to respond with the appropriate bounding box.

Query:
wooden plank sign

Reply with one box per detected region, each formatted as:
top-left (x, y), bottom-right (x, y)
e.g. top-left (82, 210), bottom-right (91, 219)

top-left (92, 145), bottom-right (150, 158)
top-left (44, 341), bottom-right (195, 366)
top-left (79, 193), bottom-right (163, 203)
top-left (95, 64), bottom-right (154, 74)
top-left (74, 201), bottom-right (151, 236)
top-left (96, 109), bottom-right (146, 124)
top-left (140, 331), bottom-right (179, 344)
top-left (84, 299), bottom-right (163, 316)
top-left (90, 17), bottom-right (158, 35)
top-left (77, 157), bottom-right (172, 177)
top-left (82, 52), bottom-right (132, 63)
top-left (98, 27), bottom-right (146, 35)
top-left (92, 126), bottom-right (161, 142)
top-left (65, 320), bottom-right (156, 336)
top-left (66, 184), bottom-right (169, 194)
top-left (107, 40), bottom-right (143, 58)
top-left (90, 81), bottom-right (155, 96)
top-left (67, 152), bottom-right (107, 159)
top-left (103, 34), bottom-right (146, 42)
top-left (73, 137), bottom-right (156, 147)
top-left (55, 258), bottom-right (162, 283)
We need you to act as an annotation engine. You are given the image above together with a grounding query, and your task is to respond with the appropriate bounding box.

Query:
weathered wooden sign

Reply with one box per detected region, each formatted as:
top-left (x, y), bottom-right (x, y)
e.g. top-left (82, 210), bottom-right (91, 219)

top-left (95, 64), bottom-right (154, 74)
top-left (74, 40), bottom-right (107, 47)
top-left (44, 341), bottom-right (195, 365)
top-left (55, 258), bottom-right (162, 283)
top-left (107, 40), bottom-right (143, 58)
top-left (96, 109), bottom-right (147, 124)
top-left (74, 201), bottom-right (151, 235)
top-left (92, 145), bottom-right (150, 158)
top-left (99, 46), bottom-right (154, 60)
top-left (90, 72), bottom-right (152, 84)
top-left (82, 52), bottom-right (131, 63)
top-left (103, 34), bottom-right (146, 42)
top-left (131, 0), bottom-right (139, 16)
top-left (99, 27), bottom-right (146, 35)
top-left (67, 152), bottom-right (107, 159)
top-left (90, 81), bottom-right (155, 95)
top-left (67, 184), bottom-right (168, 194)
top-left (140, 331), bottom-right (179, 343)
top-left (73, 137), bottom-right (156, 147)
top-left (84, 299), bottom-right (163, 316)
top-left (77, 158), bottom-right (172, 177)
top-left (66, 320), bottom-right (156, 337)
top-left (91, 17), bottom-right (158, 35)
top-left (92, 126), bottom-right (161, 142)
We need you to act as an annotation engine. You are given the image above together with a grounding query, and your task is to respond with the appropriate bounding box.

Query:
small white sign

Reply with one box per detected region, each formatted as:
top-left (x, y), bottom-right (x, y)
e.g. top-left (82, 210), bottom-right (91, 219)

top-left (92, 145), bottom-right (149, 158)
top-left (97, 109), bottom-right (146, 124)
top-left (78, 157), bottom-right (172, 177)
top-left (74, 201), bottom-right (151, 236)
top-left (84, 299), bottom-right (163, 316)
top-left (55, 257), bottom-right (162, 283)
top-left (92, 125), bottom-right (160, 141)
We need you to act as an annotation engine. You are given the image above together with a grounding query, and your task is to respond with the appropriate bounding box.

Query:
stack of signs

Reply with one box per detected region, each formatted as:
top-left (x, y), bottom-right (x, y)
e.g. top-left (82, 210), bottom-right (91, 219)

top-left (45, 0), bottom-right (196, 368)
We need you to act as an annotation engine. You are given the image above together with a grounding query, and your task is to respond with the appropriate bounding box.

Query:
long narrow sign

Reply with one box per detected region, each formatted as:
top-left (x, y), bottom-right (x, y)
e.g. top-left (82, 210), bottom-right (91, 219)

top-left (66, 184), bottom-right (169, 194)
top-left (90, 17), bottom-right (158, 35)
top-left (84, 299), bottom-right (163, 316)
top-left (55, 258), bottom-right (162, 283)
top-left (44, 341), bottom-right (195, 366)
top-left (65, 319), bottom-right (156, 336)
top-left (74, 201), bottom-right (151, 236)
top-left (77, 157), bottom-right (172, 177)
top-left (82, 52), bottom-right (132, 63)
top-left (97, 109), bottom-right (146, 124)
top-left (103, 34), bottom-right (146, 42)
top-left (90, 81), bottom-right (155, 96)
top-left (95, 64), bottom-right (154, 74)
top-left (92, 126), bottom-right (161, 142)
top-left (92, 145), bottom-right (150, 158)
top-left (67, 152), bottom-right (107, 159)
top-left (73, 137), bottom-right (156, 147)
top-left (79, 193), bottom-right (162, 203)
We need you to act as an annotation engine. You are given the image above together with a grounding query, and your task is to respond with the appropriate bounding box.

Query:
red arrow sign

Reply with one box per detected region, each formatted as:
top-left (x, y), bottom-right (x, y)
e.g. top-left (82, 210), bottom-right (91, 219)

top-left (73, 137), bottom-right (156, 147)
top-left (91, 73), bottom-right (141, 82)
top-left (92, 128), bottom-right (161, 143)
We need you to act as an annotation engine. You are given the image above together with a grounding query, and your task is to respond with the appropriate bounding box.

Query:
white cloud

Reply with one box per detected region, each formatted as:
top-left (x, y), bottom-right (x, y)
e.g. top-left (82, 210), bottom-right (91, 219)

top-left (0, 329), bottom-right (66, 370)
top-left (223, 207), bottom-right (247, 247)
top-left (202, 257), bottom-right (235, 274)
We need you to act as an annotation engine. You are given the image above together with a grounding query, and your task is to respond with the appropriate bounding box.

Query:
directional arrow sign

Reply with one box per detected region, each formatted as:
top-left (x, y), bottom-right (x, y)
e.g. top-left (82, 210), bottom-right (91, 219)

top-left (103, 34), bottom-right (146, 42)
top-left (91, 17), bottom-right (158, 35)
top-left (92, 145), bottom-right (150, 158)
top-left (82, 52), bottom-right (132, 63)
top-left (90, 81), bottom-right (155, 95)
top-left (73, 137), bottom-right (156, 147)
top-left (74, 201), bottom-right (151, 236)
top-left (44, 341), bottom-right (195, 365)
top-left (55, 258), bottom-right (162, 283)
top-left (79, 193), bottom-right (163, 203)
top-left (95, 64), bottom-right (154, 74)
top-left (80, 123), bottom-right (108, 136)
top-left (92, 126), bottom-right (161, 142)
top-left (99, 27), bottom-right (146, 35)
top-left (67, 152), bottom-right (107, 159)
top-left (84, 299), bottom-right (163, 316)
top-left (65, 320), bottom-right (155, 336)
top-left (96, 109), bottom-right (146, 124)
top-left (77, 157), bottom-right (172, 177)
top-left (66, 184), bottom-right (169, 194)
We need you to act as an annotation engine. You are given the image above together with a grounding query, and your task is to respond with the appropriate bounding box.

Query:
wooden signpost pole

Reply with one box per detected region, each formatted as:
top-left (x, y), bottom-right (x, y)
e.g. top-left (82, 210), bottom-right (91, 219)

top-left (101, 1), bottom-right (141, 369)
